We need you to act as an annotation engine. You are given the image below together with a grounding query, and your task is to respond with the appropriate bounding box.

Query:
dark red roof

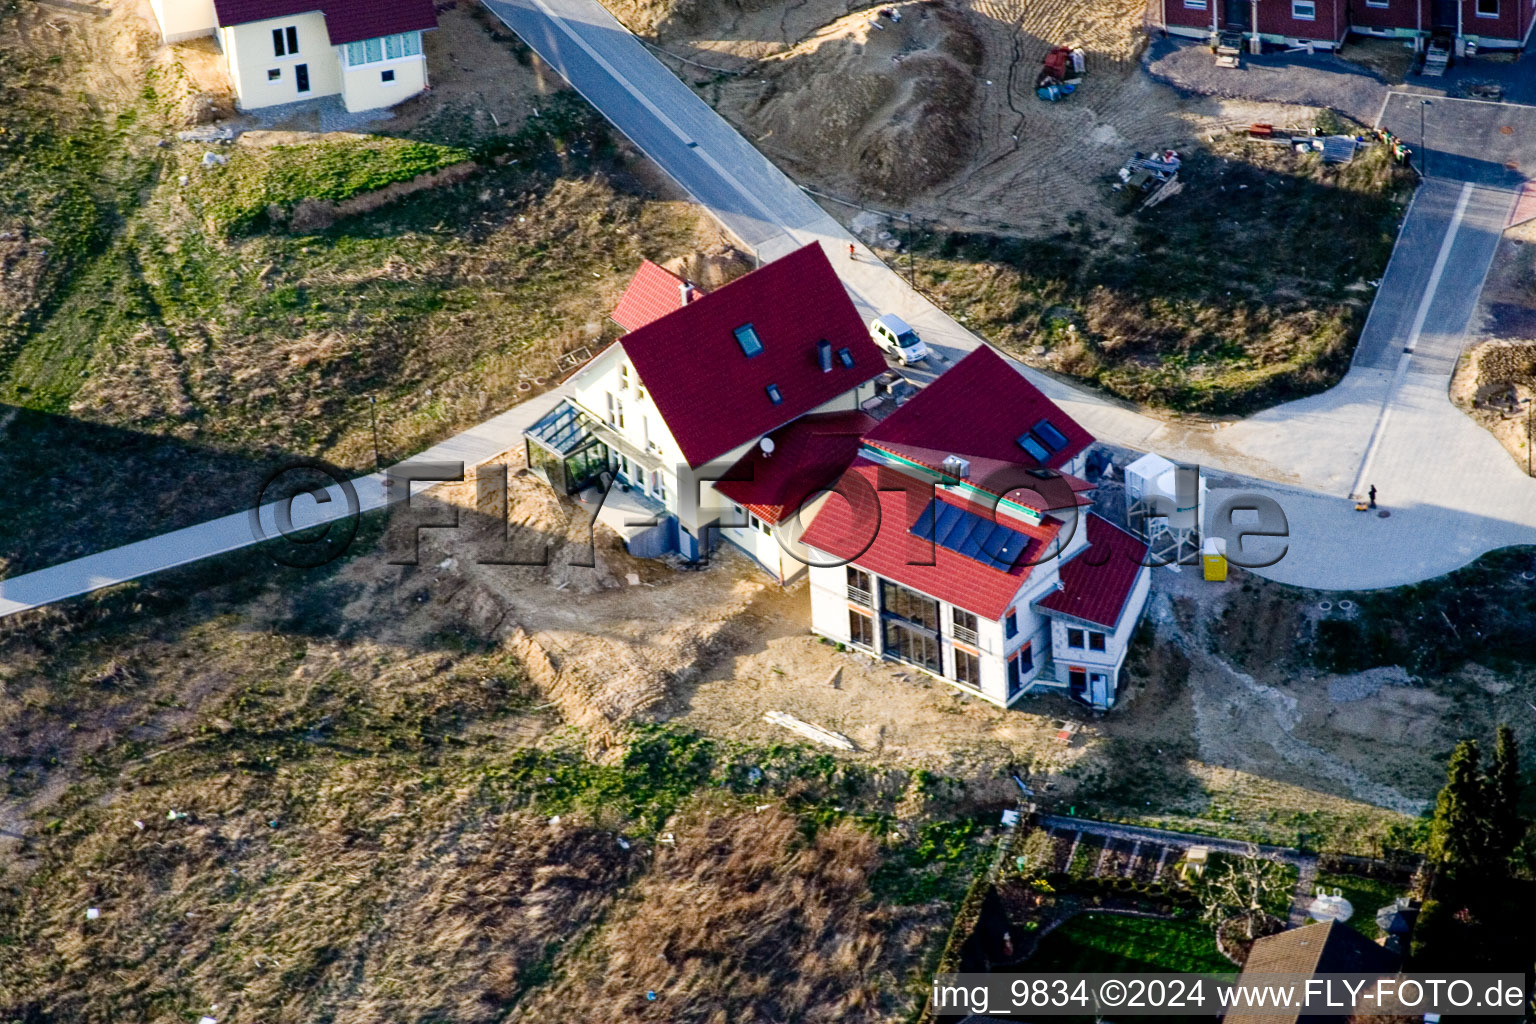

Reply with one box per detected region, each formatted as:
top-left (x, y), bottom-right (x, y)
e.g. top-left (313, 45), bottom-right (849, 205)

top-left (863, 346), bottom-right (1093, 477)
top-left (212, 0), bottom-right (436, 44)
top-left (714, 410), bottom-right (875, 525)
top-left (611, 260), bottom-right (704, 333)
top-left (800, 459), bottom-right (1064, 621)
top-left (619, 244), bottom-right (884, 468)
top-left (1033, 513), bottom-right (1148, 629)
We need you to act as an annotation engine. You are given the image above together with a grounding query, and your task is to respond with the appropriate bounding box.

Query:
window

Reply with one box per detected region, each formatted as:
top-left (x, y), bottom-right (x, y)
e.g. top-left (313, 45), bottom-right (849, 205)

top-left (765, 384), bottom-right (783, 405)
top-left (734, 323), bottom-right (763, 357)
top-left (295, 63), bottom-right (309, 93)
top-left (273, 25), bottom-right (299, 57)
top-left (838, 347), bottom-right (855, 368)
top-left (954, 648), bottom-right (981, 689)
top-left (1067, 627), bottom-right (1085, 649)
top-left (344, 32), bottom-right (422, 66)
top-left (849, 609), bottom-right (875, 648)
top-left (881, 581), bottom-right (939, 632)
top-left (1033, 419), bottom-right (1069, 452)
top-left (1005, 609), bottom-right (1018, 639)
top-left (759, 517), bottom-right (771, 536)
top-left (883, 620), bottom-right (941, 672)
top-left (605, 392), bottom-right (616, 425)
top-left (1476, 0), bottom-right (1497, 14)
top-left (615, 397), bottom-right (625, 430)
top-left (381, 69), bottom-right (396, 83)
top-left (1017, 433), bottom-right (1051, 463)
top-left (1007, 644), bottom-right (1033, 696)
top-left (847, 567), bottom-right (873, 605)
top-left (618, 364), bottom-right (629, 390)
top-left (1292, 0), bottom-right (1316, 18)
top-left (267, 68), bottom-right (281, 81)
top-left (748, 514), bottom-right (761, 531)
top-left (1183, 0), bottom-right (1207, 8)
top-left (952, 608), bottom-right (978, 646)
top-left (1364, 0), bottom-right (1387, 7)
top-left (649, 470), bottom-right (666, 502)
top-left (1089, 631), bottom-right (1107, 652)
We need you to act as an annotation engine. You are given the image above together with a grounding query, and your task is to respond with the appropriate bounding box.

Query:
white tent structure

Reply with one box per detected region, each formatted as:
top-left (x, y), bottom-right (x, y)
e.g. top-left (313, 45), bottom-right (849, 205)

top-left (1124, 453), bottom-right (1206, 568)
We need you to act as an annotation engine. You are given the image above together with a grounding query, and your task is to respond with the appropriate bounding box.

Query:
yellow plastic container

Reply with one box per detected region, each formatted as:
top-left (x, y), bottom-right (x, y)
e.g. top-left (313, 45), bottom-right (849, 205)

top-left (1202, 537), bottom-right (1228, 582)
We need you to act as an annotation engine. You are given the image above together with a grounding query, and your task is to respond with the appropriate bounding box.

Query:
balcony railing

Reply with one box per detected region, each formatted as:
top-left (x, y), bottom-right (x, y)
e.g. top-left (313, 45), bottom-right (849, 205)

top-left (847, 585), bottom-right (873, 606)
top-left (953, 624), bottom-right (979, 646)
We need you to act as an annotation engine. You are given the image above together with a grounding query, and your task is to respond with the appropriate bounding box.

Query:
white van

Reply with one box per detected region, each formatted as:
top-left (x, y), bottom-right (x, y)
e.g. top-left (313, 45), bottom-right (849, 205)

top-left (869, 314), bottom-right (929, 365)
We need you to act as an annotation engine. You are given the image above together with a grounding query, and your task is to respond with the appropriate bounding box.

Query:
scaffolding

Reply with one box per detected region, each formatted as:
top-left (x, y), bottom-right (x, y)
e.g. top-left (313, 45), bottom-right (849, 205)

top-left (1124, 453), bottom-right (1206, 568)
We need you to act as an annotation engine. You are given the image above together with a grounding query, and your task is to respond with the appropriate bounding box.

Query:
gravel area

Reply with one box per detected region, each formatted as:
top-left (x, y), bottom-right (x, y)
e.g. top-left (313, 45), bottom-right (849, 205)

top-left (1144, 37), bottom-right (1391, 125)
top-left (1325, 665), bottom-right (1414, 703)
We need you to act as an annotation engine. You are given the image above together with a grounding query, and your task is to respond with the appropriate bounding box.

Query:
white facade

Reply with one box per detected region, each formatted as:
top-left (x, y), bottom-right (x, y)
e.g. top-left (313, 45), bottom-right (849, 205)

top-left (805, 492), bottom-right (1152, 712)
top-left (561, 344), bottom-right (876, 574)
top-left (146, 2), bottom-right (431, 113)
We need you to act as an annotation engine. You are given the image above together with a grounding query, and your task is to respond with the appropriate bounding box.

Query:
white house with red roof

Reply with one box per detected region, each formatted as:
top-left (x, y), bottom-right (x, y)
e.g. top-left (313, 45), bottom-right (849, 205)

top-left (147, 0), bottom-right (437, 113)
top-left (799, 347), bottom-right (1151, 711)
top-left (524, 244), bottom-right (886, 575)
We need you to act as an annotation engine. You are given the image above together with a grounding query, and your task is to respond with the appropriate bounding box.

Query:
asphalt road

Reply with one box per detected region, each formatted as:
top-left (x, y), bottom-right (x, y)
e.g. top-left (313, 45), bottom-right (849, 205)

top-left (1380, 92), bottom-right (1536, 190)
top-left (1352, 178), bottom-right (1514, 376)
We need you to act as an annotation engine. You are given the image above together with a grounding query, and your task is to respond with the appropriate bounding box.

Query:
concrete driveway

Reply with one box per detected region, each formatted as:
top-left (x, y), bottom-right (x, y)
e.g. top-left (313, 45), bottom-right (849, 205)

top-left (1380, 91), bottom-right (1536, 189)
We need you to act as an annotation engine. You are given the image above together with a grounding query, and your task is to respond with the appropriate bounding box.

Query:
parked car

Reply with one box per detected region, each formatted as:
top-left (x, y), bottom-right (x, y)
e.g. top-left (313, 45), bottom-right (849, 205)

top-left (868, 314), bottom-right (929, 365)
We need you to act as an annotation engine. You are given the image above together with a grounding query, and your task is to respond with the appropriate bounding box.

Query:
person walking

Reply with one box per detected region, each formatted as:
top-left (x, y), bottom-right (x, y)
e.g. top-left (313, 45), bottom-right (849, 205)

top-left (848, 243), bottom-right (856, 260)
top-left (1368, 484), bottom-right (1377, 509)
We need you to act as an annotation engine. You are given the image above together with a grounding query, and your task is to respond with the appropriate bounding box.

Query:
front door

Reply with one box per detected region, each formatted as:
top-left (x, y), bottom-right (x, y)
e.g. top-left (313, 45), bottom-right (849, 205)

top-left (1432, 0), bottom-right (1457, 28)
top-left (295, 63), bottom-right (311, 94)
top-left (1225, 0), bottom-right (1247, 31)
top-left (1068, 667), bottom-right (1087, 696)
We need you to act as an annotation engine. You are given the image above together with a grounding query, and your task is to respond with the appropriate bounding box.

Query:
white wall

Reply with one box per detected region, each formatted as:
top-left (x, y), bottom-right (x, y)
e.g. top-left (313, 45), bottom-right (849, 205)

top-left (224, 13), bottom-right (342, 111)
top-left (340, 52), bottom-right (428, 113)
top-left (1045, 562), bottom-right (1152, 708)
top-left (149, 0), bottom-right (216, 41)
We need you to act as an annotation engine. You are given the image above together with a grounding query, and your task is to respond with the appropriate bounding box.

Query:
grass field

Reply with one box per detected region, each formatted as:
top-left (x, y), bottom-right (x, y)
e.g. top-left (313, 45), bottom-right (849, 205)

top-left (1313, 872), bottom-right (1407, 941)
top-left (1028, 914), bottom-right (1231, 974)
top-left (912, 125), bottom-right (1413, 415)
top-left (0, 2), bottom-right (715, 578)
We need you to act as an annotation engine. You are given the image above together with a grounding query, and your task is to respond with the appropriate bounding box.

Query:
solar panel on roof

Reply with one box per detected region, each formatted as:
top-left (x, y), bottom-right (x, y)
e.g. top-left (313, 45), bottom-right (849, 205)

top-left (1034, 419), bottom-right (1070, 452)
top-left (1017, 433), bottom-right (1050, 463)
top-left (910, 498), bottom-right (1029, 572)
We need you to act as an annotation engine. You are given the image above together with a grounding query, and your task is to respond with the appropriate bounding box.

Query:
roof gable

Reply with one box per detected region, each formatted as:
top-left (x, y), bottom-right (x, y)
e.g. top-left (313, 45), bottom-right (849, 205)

top-left (1033, 513), bottom-right (1148, 629)
top-left (213, 0), bottom-right (436, 44)
top-left (863, 346), bottom-right (1093, 476)
top-left (618, 244), bottom-right (884, 468)
top-left (714, 410), bottom-right (874, 525)
top-left (611, 260), bottom-right (704, 333)
top-left (801, 459), bottom-right (1064, 620)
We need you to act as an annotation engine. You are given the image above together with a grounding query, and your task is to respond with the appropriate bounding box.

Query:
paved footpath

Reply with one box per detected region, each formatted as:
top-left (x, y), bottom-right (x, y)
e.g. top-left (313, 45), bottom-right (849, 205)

top-left (4, 7), bottom-right (1536, 616)
top-left (481, 0), bottom-right (1536, 589)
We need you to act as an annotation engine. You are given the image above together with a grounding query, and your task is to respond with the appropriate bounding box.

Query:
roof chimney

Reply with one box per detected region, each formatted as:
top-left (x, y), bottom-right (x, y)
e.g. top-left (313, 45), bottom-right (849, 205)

top-left (678, 282), bottom-right (691, 307)
top-left (817, 339), bottom-right (833, 373)
top-left (942, 455), bottom-right (970, 479)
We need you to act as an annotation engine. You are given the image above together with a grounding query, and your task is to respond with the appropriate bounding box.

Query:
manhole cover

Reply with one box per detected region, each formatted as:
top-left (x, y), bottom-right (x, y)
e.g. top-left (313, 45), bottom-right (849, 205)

top-left (1501, 125), bottom-right (1515, 135)
top-left (1377, 510), bottom-right (1391, 518)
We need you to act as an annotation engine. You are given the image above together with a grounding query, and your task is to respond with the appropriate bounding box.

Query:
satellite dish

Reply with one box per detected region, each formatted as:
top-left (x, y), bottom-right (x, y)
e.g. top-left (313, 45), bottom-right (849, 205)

top-left (760, 436), bottom-right (776, 457)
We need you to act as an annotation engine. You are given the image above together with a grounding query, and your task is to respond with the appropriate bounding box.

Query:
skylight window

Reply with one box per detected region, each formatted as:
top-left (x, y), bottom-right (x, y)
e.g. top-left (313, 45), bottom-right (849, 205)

top-left (1034, 418), bottom-right (1070, 452)
top-left (765, 384), bottom-right (783, 405)
top-left (1017, 433), bottom-right (1051, 463)
top-left (734, 324), bottom-right (763, 358)
top-left (837, 347), bottom-right (855, 368)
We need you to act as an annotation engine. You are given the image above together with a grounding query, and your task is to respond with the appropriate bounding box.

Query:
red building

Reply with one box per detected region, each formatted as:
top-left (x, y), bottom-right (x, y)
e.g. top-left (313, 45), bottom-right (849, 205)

top-left (1160, 0), bottom-right (1533, 51)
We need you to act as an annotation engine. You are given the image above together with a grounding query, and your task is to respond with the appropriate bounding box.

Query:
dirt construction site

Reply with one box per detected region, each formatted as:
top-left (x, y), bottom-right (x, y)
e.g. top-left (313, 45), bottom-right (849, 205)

top-left (603, 0), bottom-right (1344, 232)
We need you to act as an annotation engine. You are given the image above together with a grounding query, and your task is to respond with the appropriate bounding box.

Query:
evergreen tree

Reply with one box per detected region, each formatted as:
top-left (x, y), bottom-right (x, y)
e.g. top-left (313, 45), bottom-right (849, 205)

top-left (1485, 724), bottom-right (1524, 863)
top-left (1428, 740), bottom-right (1488, 881)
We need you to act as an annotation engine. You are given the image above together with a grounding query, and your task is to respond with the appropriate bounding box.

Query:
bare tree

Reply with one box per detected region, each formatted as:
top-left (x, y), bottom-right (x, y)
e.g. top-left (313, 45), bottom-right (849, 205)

top-left (1193, 844), bottom-right (1292, 940)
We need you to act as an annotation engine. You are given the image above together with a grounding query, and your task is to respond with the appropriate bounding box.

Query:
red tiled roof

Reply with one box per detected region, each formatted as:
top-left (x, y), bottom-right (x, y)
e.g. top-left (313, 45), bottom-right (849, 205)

top-left (863, 346), bottom-right (1094, 476)
top-left (1033, 513), bottom-right (1148, 629)
top-left (714, 410), bottom-right (875, 525)
top-left (800, 459), bottom-right (1064, 621)
top-left (611, 260), bottom-right (705, 333)
top-left (619, 244), bottom-right (884, 468)
top-left (212, 0), bottom-right (436, 44)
